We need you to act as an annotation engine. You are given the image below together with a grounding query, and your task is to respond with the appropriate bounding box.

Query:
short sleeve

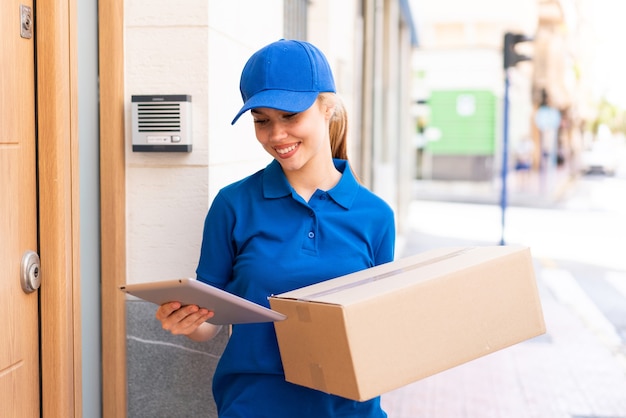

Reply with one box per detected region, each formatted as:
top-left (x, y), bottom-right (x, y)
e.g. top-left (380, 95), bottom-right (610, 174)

top-left (195, 192), bottom-right (236, 288)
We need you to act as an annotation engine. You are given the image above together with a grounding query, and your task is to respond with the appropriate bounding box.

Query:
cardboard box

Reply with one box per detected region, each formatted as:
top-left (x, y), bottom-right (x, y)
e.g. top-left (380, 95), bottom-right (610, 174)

top-left (269, 245), bottom-right (546, 401)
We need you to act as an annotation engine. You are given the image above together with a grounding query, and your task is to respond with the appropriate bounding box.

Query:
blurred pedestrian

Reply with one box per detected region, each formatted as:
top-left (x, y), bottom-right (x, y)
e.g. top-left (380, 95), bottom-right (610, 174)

top-left (514, 135), bottom-right (535, 191)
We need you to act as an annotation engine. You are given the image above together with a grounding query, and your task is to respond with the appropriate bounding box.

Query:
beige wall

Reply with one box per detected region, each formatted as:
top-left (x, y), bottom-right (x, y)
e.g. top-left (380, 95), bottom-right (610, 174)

top-left (125, 1), bottom-right (282, 284)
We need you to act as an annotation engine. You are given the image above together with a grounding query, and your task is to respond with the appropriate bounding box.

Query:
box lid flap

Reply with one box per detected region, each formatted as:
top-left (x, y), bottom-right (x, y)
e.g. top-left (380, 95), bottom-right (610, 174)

top-left (271, 245), bottom-right (528, 306)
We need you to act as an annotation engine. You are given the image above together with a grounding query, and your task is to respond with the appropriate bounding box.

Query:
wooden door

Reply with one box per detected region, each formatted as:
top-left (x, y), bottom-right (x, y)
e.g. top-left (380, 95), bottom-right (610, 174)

top-left (0, 0), bottom-right (40, 416)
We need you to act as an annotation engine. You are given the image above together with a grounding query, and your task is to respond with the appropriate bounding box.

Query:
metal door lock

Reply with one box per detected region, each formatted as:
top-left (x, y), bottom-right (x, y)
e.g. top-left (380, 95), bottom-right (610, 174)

top-left (20, 5), bottom-right (33, 39)
top-left (21, 250), bottom-right (41, 293)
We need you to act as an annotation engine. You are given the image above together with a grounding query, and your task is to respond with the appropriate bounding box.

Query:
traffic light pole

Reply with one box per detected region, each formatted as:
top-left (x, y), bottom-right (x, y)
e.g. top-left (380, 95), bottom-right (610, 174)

top-left (499, 69), bottom-right (511, 246)
top-left (500, 31), bottom-right (531, 246)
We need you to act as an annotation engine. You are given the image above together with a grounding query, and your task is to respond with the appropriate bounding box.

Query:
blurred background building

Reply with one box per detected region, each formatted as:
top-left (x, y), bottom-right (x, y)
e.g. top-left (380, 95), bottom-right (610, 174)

top-left (410, 0), bottom-right (614, 187)
top-left (410, 0), bottom-right (536, 182)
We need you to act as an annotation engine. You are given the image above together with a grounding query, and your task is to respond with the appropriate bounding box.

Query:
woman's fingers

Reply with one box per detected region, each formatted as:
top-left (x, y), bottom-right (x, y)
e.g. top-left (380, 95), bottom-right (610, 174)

top-left (175, 309), bottom-right (215, 335)
top-left (156, 302), bottom-right (214, 335)
top-left (155, 301), bottom-right (181, 321)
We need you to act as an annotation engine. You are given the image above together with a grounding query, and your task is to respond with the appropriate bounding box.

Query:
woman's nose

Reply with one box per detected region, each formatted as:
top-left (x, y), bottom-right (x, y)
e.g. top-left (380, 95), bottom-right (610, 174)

top-left (268, 121), bottom-right (288, 141)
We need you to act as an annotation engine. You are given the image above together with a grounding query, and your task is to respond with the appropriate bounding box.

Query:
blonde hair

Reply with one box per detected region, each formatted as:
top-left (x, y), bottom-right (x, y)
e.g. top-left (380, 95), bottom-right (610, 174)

top-left (319, 93), bottom-right (360, 182)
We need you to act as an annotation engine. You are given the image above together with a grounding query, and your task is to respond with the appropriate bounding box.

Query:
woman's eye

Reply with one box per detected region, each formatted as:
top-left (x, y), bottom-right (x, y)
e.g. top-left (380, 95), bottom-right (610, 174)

top-left (283, 113), bottom-right (298, 120)
top-left (253, 119), bottom-right (268, 125)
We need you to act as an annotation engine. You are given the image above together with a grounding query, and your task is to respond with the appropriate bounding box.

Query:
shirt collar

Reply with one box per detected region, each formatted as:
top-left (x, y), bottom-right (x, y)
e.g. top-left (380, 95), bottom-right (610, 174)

top-left (262, 159), bottom-right (360, 209)
top-left (262, 160), bottom-right (293, 198)
top-left (326, 159), bottom-right (359, 209)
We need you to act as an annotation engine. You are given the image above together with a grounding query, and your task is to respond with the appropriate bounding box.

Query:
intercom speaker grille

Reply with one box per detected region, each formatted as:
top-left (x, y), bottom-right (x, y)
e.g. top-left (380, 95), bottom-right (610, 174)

top-left (131, 94), bottom-right (192, 152)
top-left (137, 102), bottom-right (182, 132)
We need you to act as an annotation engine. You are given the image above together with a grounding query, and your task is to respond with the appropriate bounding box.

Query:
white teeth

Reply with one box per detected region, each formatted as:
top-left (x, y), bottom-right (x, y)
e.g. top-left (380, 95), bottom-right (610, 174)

top-left (276, 144), bottom-right (298, 155)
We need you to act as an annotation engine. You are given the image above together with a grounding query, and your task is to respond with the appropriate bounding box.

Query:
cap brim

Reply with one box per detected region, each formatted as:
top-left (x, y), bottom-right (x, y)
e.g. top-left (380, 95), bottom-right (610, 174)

top-left (231, 90), bottom-right (319, 125)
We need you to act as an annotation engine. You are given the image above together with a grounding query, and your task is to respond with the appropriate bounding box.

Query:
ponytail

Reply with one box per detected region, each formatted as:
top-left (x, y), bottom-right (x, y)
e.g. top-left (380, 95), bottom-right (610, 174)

top-left (320, 93), bottom-right (361, 182)
top-left (329, 96), bottom-right (348, 160)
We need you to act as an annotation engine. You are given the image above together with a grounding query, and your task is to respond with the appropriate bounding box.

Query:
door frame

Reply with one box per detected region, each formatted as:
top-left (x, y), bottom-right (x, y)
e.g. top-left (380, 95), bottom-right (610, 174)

top-left (98, 1), bottom-right (128, 417)
top-left (37, 1), bottom-right (126, 416)
top-left (36, 0), bottom-right (82, 416)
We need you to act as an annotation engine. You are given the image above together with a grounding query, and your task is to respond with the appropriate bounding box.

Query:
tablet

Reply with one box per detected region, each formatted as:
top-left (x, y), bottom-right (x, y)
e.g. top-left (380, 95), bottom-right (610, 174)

top-left (119, 278), bottom-right (287, 325)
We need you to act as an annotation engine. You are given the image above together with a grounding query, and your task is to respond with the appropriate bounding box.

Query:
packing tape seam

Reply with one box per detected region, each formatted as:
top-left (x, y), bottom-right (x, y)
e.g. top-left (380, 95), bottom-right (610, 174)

top-left (309, 363), bottom-right (327, 393)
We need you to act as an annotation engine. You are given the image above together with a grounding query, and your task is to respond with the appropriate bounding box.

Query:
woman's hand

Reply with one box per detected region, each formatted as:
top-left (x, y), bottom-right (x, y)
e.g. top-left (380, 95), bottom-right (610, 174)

top-left (156, 302), bottom-right (220, 341)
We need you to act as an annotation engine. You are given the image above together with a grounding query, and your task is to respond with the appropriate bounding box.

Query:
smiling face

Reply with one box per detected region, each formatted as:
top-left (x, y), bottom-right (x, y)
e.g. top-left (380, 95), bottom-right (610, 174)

top-left (251, 97), bottom-right (335, 175)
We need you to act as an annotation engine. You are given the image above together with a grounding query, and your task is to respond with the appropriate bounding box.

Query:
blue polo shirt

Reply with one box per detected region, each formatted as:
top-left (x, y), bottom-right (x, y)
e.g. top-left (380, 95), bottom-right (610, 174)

top-left (196, 159), bottom-right (395, 418)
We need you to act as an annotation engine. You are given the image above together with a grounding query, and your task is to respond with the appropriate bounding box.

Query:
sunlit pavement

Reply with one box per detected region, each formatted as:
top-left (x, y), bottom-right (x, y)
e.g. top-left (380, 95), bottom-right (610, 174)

top-left (381, 176), bottom-right (626, 417)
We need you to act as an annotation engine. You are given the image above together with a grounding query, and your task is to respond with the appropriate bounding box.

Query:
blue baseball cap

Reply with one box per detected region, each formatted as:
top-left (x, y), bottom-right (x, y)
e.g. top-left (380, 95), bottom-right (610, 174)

top-left (231, 39), bottom-right (336, 125)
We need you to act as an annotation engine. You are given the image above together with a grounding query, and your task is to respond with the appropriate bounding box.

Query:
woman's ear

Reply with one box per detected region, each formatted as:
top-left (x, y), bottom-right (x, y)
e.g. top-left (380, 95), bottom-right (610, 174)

top-left (317, 93), bottom-right (336, 120)
top-left (325, 103), bottom-right (336, 120)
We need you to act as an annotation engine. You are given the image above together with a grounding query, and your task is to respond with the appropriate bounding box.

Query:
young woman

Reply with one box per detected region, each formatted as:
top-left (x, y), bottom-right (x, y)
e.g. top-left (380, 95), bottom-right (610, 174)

top-left (156, 39), bottom-right (395, 417)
